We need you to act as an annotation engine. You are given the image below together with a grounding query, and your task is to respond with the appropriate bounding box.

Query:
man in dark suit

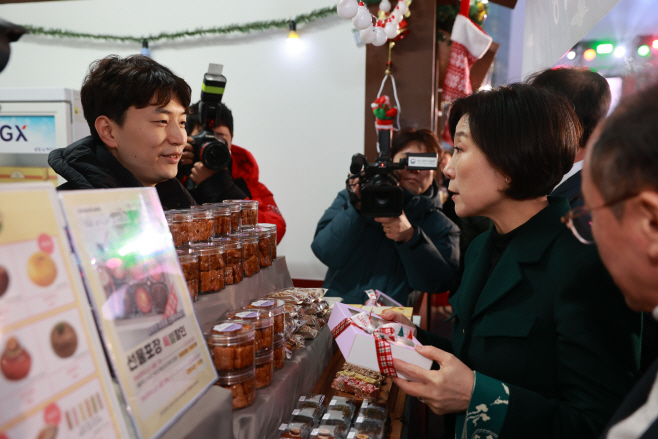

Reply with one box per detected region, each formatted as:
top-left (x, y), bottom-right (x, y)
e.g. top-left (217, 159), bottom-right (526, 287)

top-left (574, 81), bottom-right (658, 439)
top-left (529, 67), bottom-right (611, 208)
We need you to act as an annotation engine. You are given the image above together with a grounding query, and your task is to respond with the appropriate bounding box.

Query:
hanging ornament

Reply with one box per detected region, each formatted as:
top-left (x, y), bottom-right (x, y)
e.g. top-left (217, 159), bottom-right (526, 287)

top-left (391, 8), bottom-right (403, 23)
top-left (337, 0), bottom-right (359, 19)
top-left (360, 24), bottom-right (376, 44)
top-left (384, 18), bottom-right (398, 39)
top-left (372, 21), bottom-right (388, 46)
top-left (352, 2), bottom-right (373, 30)
top-left (396, 0), bottom-right (408, 16)
top-left (371, 95), bottom-right (398, 130)
top-left (379, 0), bottom-right (392, 13)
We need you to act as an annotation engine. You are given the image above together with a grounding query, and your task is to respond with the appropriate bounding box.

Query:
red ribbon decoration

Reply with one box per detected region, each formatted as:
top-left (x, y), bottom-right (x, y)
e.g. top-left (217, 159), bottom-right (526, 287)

top-left (331, 317), bottom-right (398, 377)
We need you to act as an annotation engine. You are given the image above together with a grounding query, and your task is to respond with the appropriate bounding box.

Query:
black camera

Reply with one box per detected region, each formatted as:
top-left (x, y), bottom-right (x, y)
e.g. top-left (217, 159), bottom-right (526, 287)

top-left (188, 63), bottom-right (231, 171)
top-left (348, 129), bottom-right (438, 217)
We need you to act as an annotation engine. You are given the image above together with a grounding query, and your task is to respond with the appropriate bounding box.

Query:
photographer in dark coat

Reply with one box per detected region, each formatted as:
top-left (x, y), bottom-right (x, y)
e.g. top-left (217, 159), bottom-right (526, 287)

top-left (311, 129), bottom-right (460, 305)
top-left (48, 55), bottom-right (195, 210)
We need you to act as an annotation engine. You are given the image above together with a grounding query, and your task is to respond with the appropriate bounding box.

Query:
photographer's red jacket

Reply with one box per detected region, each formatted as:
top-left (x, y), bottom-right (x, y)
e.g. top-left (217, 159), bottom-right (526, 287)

top-left (231, 144), bottom-right (286, 244)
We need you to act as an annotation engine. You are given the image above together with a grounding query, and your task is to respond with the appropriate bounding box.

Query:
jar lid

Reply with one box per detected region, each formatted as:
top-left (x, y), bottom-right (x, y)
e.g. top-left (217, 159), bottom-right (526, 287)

top-left (216, 365), bottom-right (255, 386)
top-left (214, 237), bottom-right (242, 249)
top-left (191, 209), bottom-right (214, 219)
top-left (224, 199), bottom-right (259, 209)
top-left (169, 210), bottom-right (192, 221)
top-left (206, 319), bottom-right (255, 345)
top-left (241, 298), bottom-right (284, 316)
top-left (255, 349), bottom-right (274, 365)
top-left (189, 242), bottom-right (224, 254)
top-left (225, 309), bottom-right (273, 328)
top-left (202, 203), bottom-right (231, 215)
top-left (178, 253), bottom-right (198, 263)
top-left (257, 223), bottom-right (277, 232)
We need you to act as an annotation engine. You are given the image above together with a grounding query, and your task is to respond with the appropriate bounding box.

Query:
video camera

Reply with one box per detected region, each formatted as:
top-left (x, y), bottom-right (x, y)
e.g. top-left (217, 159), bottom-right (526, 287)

top-left (348, 129), bottom-right (438, 217)
top-left (187, 63), bottom-right (231, 171)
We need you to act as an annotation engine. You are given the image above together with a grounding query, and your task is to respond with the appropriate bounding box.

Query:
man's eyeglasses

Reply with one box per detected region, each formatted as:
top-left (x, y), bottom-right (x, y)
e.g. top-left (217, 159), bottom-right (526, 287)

top-left (561, 192), bottom-right (639, 245)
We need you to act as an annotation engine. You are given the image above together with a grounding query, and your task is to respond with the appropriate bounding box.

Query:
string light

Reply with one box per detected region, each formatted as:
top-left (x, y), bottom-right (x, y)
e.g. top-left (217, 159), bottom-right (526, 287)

top-left (583, 48), bottom-right (596, 61)
top-left (566, 50), bottom-right (576, 60)
top-left (288, 21), bottom-right (299, 39)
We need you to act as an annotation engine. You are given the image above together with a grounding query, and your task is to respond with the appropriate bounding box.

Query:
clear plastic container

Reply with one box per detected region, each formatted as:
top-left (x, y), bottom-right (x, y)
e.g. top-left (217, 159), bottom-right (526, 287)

top-left (167, 210), bottom-right (193, 247)
top-left (349, 415), bottom-right (385, 439)
top-left (295, 394), bottom-right (326, 411)
top-left (279, 422), bottom-right (312, 439)
top-left (290, 406), bottom-right (325, 428)
top-left (189, 243), bottom-right (225, 293)
top-left (258, 223), bottom-right (278, 260)
top-left (229, 199), bottom-right (259, 230)
top-left (204, 203), bottom-right (232, 237)
top-left (327, 396), bottom-right (356, 420)
top-left (191, 208), bottom-right (215, 243)
top-left (255, 349), bottom-right (274, 388)
top-left (178, 253), bottom-right (199, 301)
top-left (206, 320), bottom-right (255, 373)
top-left (257, 227), bottom-right (273, 267)
top-left (309, 425), bottom-right (348, 439)
top-left (216, 366), bottom-right (256, 410)
top-left (358, 401), bottom-right (387, 422)
top-left (237, 231), bottom-right (260, 277)
top-left (222, 201), bottom-right (243, 231)
top-left (225, 309), bottom-right (273, 354)
top-left (217, 238), bottom-right (243, 285)
top-left (273, 334), bottom-right (285, 370)
top-left (242, 298), bottom-right (285, 337)
top-left (321, 409), bottom-right (352, 429)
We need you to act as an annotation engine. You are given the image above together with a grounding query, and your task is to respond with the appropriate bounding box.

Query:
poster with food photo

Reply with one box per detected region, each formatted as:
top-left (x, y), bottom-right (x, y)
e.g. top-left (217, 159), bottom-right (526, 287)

top-left (58, 187), bottom-right (216, 439)
top-left (0, 183), bottom-right (129, 439)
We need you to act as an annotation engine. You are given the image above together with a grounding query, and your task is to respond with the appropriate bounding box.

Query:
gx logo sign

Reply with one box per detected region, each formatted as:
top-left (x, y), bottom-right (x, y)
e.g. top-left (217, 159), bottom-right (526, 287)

top-left (0, 125), bottom-right (28, 142)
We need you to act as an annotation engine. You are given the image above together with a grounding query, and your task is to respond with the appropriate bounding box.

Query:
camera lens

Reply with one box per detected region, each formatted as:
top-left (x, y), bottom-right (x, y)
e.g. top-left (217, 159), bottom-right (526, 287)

top-left (374, 194), bottom-right (391, 207)
top-left (200, 139), bottom-right (231, 171)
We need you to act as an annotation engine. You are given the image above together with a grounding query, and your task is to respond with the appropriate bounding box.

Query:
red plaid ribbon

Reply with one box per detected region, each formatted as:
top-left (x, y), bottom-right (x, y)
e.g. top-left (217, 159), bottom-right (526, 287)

top-left (374, 327), bottom-right (397, 377)
top-left (163, 284), bottom-right (178, 319)
top-left (331, 317), bottom-right (356, 339)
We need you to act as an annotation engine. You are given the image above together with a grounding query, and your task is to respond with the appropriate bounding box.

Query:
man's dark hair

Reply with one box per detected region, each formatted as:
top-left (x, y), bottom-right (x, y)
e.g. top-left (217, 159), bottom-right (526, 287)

top-left (185, 101), bottom-right (233, 137)
top-left (528, 67), bottom-right (610, 149)
top-left (448, 83), bottom-right (580, 200)
top-left (590, 81), bottom-right (658, 216)
top-left (389, 128), bottom-right (443, 169)
top-left (81, 55), bottom-right (191, 141)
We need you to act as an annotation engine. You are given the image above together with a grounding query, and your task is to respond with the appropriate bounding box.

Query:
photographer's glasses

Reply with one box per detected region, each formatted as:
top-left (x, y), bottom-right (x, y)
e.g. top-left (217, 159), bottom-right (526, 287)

top-left (561, 192), bottom-right (639, 244)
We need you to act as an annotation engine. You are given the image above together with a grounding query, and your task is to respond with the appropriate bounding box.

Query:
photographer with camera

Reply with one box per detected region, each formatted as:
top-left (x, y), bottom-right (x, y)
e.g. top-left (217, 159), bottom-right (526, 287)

top-left (311, 128), bottom-right (460, 305)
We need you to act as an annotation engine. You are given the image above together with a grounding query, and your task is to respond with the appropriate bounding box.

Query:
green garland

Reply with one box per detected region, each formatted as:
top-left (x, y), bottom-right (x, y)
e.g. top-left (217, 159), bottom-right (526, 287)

top-left (21, 1), bottom-right (381, 44)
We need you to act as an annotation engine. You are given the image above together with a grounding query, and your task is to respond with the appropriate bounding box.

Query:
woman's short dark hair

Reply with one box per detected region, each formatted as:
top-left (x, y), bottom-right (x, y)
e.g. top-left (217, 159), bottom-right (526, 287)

top-left (185, 101), bottom-right (234, 137)
top-left (81, 55), bottom-right (191, 141)
top-left (389, 128), bottom-right (443, 168)
top-left (448, 83), bottom-right (580, 200)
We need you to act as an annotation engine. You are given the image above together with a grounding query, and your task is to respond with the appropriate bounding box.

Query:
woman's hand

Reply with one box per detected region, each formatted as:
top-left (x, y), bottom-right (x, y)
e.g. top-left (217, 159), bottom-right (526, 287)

top-left (393, 345), bottom-right (474, 415)
top-left (190, 161), bottom-right (217, 185)
top-left (380, 310), bottom-right (416, 336)
top-left (375, 212), bottom-right (414, 243)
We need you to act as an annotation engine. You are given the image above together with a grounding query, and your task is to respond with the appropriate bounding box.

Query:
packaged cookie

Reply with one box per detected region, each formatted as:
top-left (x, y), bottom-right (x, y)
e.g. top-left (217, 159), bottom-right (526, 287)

top-left (166, 210), bottom-right (193, 247)
top-left (358, 401), bottom-right (387, 421)
top-left (295, 394), bottom-right (326, 411)
top-left (236, 231), bottom-right (260, 277)
top-left (206, 320), bottom-right (255, 373)
top-left (328, 396), bottom-right (356, 419)
top-left (290, 406), bottom-right (324, 428)
top-left (258, 223), bottom-right (277, 259)
top-left (309, 425), bottom-right (348, 439)
top-left (255, 350), bottom-right (274, 388)
top-left (350, 414), bottom-right (385, 439)
top-left (190, 208), bottom-right (215, 243)
top-left (225, 309), bottom-right (273, 354)
top-left (346, 424), bottom-right (385, 439)
top-left (203, 203), bottom-right (232, 237)
top-left (256, 227), bottom-right (273, 267)
top-left (320, 410), bottom-right (352, 429)
top-left (189, 243), bottom-right (225, 294)
top-left (217, 238), bottom-right (243, 285)
top-left (216, 366), bottom-right (256, 410)
top-left (273, 334), bottom-right (285, 370)
top-left (177, 253), bottom-right (199, 301)
top-left (242, 298), bottom-right (285, 336)
top-left (279, 422), bottom-right (312, 439)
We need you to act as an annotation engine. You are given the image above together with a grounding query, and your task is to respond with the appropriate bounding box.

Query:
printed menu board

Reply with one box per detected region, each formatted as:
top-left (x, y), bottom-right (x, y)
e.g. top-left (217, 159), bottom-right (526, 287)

top-left (0, 183), bottom-right (129, 439)
top-left (58, 187), bottom-right (216, 439)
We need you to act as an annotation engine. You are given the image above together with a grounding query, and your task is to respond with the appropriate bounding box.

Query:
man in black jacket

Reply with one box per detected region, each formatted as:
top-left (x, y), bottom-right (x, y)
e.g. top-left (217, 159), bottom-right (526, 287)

top-left (48, 55), bottom-right (196, 210)
top-left (574, 81), bottom-right (658, 439)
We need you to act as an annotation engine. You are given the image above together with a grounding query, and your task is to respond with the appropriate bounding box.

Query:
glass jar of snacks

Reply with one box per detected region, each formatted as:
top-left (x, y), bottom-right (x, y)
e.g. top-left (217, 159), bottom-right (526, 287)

top-left (255, 349), bottom-right (274, 388)
top-left (167, 210), bottom-right (193, 247)
top-left (188, 243), bottom-right (225, 294)
top-left (177, 253), bottom-right (199, 301)
top-left (257, 223), bottom-right (277, 260)
top-left (216, 367), bottom-right (256, 410)
top-left (222, 201), bottom-right (243, 231)
top-left (203, 203), bottom-right (232, 237)
top-left (256, 227), bottom-right (273, 268)
top-left (216, 238), bottom-right (243, 285)
top-left (225, 309), bottom-right (273, 354)
top-left (225, 199), bottom-right (259, 230)
top-left (241, 298), bottom-right (285, 338)
top-left (190, 208), bottom-right (215, 243)
top-left (273, 334), bottom-right (285, 370)
top-left (237, 231), bottom-right (260, 277)
top-left (206, 320), bottom-right (255, 373)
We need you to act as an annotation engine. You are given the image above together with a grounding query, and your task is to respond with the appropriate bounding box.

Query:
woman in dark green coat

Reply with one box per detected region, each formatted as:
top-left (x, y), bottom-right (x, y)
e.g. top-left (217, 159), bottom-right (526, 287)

top-left (383, 84), bottom-right (641, 439)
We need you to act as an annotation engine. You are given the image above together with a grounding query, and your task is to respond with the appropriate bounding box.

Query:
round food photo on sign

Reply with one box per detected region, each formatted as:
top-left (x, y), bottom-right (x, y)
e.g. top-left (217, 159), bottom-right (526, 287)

top-left (0, 336), bottom-right (31, 381)
top-left (50, 322), bottom-right (78, 358)
top-left (0, 265), bottom-right (9, 298)
top-left (26, 251), bottom-right (57, 287)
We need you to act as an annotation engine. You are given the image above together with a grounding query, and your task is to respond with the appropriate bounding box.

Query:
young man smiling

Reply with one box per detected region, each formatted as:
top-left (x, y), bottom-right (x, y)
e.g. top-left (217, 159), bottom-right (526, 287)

top-left (49, 55), bottom-right (196, 209)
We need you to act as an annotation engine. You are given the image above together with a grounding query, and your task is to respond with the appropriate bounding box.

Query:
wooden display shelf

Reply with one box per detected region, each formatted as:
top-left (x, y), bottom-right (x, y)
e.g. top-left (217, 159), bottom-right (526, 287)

top-left (312, 348), bottom-right (407, 439)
